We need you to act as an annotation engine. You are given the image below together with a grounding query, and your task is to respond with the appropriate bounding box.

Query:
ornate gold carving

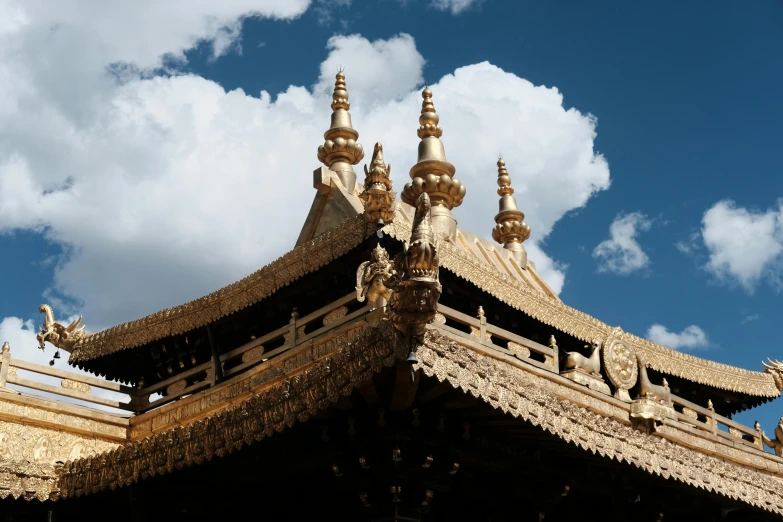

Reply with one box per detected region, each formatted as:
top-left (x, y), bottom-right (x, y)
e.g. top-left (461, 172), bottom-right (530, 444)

top-left (241, 345), bottom-right (265, 363)
top-left (360, 143), bottom-right (395, 227)
top-left (356, 244), bottom-right (395, 305)
top-left (36, 304), bottom-right (86, 352)
top-left (492, 159), bottom-right (530, 267)
top-left (562, 340), bottom-right (602, 377)
top-left (681, 407), bottom-right (698, 420)
top-left (560, 369), bottom-right (611, 395)
top-left (414, 330), bottom-right (783, 515)
top-left (0, 399), bottom-right (126, 440)
top-left (762, 359), bottom-right (783, 391)
top-left (507, 341), bottom-right (530, 359)
top-left (323, 307), bottom-right (348, 326)
top-left (61, 379), bottom-right (91, 394)
top-left (6, 367), bottom-right (16, 380)
top-left (165, 380), bottom-right (186, 397)
top-left (433, 313), bottom-right (446, 325)
top-left (601, 330), bottom-right (637, 401)
top-left (387, 193), bottom-right (442, 344)
top-left (57, 321), bottom-right (406, 499)
top-left (0, 419), bottom-right (118, 501)
top-left (632, 354), bottom-right (674, 423)
top-left (728, 427), bottom-right (743, 438)
top-left (637, 354), bottom-right (672, 406)
top-left (761, 416), bottom-right (783, 457)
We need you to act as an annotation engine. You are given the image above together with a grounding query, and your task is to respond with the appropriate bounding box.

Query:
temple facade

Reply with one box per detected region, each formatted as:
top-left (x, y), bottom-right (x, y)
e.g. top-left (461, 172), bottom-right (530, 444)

top-left (2, 72), bottom-right (783, 521)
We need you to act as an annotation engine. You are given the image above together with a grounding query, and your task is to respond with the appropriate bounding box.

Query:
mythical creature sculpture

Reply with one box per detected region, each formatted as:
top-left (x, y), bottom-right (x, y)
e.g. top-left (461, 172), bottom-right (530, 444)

top-left (36, 304), bottom-right (86, 352)
top-left (356, 243), bottom-right (396, 305)
top-left (387, 192), bottom-right (441, 343)
top-left (762, 359), bottom-right (783, 391)
top-left (563, 340), bottom-right (602, 376)
top-left (761, 416), bottom-right (783, 457)
top-left (636, 353), bottom-right (672, 406)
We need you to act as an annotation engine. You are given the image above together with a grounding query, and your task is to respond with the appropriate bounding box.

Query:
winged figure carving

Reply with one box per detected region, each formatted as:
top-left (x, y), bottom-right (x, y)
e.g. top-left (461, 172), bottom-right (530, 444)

top-left (36, 304), bottom-right (86, 352)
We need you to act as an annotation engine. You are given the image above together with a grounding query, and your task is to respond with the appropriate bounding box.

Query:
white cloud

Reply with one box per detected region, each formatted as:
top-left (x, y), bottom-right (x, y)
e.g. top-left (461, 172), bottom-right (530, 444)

top-left (593, 212), bottom-right (651, 275)
top-left (0, 4), bottom-right (610, 335)
top-left (646, 324), bottom-right (709, 351)
top-left (701, 200), bottom-right (783, 292)
top-left (430, 0), bottom-right (485, 15)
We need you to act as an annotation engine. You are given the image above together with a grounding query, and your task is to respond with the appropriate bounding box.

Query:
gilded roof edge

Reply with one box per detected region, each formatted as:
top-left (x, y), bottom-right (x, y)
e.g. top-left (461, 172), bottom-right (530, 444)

top-left (70, 217), bottom-right (373, 363)
top-left (383, 220), bottom-right (780, 398)
top-left (73, 213), bottom-right (778, 398)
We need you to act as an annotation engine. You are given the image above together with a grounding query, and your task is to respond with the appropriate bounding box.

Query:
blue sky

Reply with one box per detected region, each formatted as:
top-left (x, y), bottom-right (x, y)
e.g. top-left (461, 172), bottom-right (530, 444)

top-left (0, 1), bottom-right (781, 429)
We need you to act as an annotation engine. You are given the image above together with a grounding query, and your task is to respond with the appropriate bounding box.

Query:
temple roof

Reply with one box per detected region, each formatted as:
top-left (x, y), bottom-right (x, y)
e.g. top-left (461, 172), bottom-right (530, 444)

top-left (68, 204), bottom-right (779, 398)
top-left (60, 76), bottom-right (780, 399)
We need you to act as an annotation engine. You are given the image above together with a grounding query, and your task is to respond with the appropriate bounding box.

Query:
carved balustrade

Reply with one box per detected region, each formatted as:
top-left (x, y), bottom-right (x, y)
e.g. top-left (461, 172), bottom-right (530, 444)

top-left (132, 292), bottom-right (372, 413)
top-left (428, 304), bottom-right (773, 457)
top-left (0, 343), bottom-right (135, 411)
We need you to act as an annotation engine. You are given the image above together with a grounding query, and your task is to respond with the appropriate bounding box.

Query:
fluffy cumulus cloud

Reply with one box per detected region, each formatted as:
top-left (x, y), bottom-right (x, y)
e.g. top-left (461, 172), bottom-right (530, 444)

top-left (701, 200), bottom-right (783, 292)
top-left (0, 1), bottom-right (610, 348)
top-left (592, 212), bottom-right (651, 275)
top-left (646, 324), bottom-right (709, 351)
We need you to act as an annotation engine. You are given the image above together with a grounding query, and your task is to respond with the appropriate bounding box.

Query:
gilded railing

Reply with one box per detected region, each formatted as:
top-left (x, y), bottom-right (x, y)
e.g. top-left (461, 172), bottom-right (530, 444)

top-left (132, 292), bottom-right (370, 413)
top-left (0, 342), bottom-right (135, 412)
top-left (431, 303), bottom-right (772, 456)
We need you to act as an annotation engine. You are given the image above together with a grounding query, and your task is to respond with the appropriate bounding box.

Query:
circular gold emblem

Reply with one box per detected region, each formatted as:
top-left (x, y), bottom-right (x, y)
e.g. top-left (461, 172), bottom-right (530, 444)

top-left (602, 339), bottom-right (638, 391)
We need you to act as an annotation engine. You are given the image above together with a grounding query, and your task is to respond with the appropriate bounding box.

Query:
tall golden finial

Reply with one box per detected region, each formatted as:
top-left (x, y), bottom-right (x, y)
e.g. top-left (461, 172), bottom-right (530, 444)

top-left (402, 87), bottom-right (466, 242)
top-left (492, 158), bottom-right (530, 267)
top-left (317, 71), bottom-right (364, 193)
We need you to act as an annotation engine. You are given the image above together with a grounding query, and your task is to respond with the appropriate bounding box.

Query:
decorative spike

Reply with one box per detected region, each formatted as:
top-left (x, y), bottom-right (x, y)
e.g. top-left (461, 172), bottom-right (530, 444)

top-left (360, 142), bottom-right (395, 227)
top-left (317, 71), bottom-right (364, 192)
top-left (492, 158), bottom-right (530, 267)
top-left (403, 87), bottom-right (465, 242)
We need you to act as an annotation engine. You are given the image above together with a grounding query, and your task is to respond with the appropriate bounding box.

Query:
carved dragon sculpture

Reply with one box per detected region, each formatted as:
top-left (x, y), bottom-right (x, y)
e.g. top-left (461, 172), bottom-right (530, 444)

top-left (563, 340), bottom-right (602, 376)
top-left (36, 304), bottom-right (86, 352)
top-left (387, 192), bottom-right (441, 343)
top-left (762, 359), bottom-right (783, 391)
top-left (761, 416), bottom-right (783, 457)
top-left (636, 353), bottom-right (672, 406)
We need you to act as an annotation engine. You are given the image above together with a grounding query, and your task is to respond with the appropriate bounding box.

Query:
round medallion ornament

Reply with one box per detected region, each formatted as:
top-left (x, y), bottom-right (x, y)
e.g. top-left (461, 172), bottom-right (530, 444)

top-left (602, 338), bottom-right (638, 392)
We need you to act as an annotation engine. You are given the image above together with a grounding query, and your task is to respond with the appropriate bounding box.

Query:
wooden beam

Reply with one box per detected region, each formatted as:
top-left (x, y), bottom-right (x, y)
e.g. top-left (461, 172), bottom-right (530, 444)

top-left (207, 324), bottom-right (223, 385)
top-left (390, 360), bottom-right (419, 410)
top-left (358, 379), bottom-right (379, 405)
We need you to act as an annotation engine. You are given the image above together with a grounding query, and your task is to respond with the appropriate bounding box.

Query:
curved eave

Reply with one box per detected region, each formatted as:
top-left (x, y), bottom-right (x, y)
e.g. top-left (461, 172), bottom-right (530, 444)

top-left (72, 212), bottom-right (779, 399)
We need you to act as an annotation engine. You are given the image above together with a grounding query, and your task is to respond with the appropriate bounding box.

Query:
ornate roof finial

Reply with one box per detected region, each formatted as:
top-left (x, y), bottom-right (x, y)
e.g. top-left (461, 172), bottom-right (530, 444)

top-left (317, 71), bottom-right (364, 193)
top-left (359, 143), bottom-right (395, 227)
top-left (402, 87), bottom-right (466, 243)
top-left (492, 158), bottom-right (531, 267)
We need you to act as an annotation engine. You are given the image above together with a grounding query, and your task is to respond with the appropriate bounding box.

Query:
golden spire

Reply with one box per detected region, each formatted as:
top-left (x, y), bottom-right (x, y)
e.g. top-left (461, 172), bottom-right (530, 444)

top-left (492, 158), bottom-right (530, 267)
top-left (317, 71), bottom-right (364, 193)
top-left (402, 87), bottom-right (466, 242)
top-left (359, 142), bottom-right (395, 227)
